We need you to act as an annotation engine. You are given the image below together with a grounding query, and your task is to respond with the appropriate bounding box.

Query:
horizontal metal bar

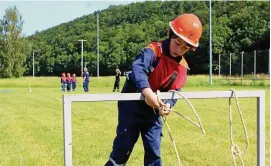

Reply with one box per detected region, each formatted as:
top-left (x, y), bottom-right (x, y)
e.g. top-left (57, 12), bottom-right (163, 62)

top-left (63, 90), bottom-right (265, 102)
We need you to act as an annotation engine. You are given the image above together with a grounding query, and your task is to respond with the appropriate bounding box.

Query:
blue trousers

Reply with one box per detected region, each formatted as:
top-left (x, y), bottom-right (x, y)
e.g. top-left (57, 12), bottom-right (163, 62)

top-left (83, 81), bottom-right (89, 92)
top-left (61, 83), bottom-right (66, 91)
top-left (105, 101), bottom-right (163, 166)
top-left (66, 83), bottom-right (71, 92)
top-left (72, 82), bottom-right (76, 91)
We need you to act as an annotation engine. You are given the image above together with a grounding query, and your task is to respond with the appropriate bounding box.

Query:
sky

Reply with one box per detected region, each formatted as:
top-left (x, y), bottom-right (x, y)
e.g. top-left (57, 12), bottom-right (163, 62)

top-left (0, 1), bottom-right (144, 36)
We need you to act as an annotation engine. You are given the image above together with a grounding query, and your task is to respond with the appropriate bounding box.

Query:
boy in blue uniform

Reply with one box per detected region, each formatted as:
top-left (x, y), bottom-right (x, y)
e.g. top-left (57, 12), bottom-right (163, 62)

top-left (83, 67), bottom-right (90, 92)
top-left (71, 73), bottom-right (77, 91)
top-left (60, 73), bottom-right (66, 92)
top-left (105, 14), bottom-right (203, 166)
top-left (66, 73), bottom-right (72, 92)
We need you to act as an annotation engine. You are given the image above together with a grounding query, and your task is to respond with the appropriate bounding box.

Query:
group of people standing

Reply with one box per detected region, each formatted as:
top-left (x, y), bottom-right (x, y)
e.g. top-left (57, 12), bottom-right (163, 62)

top-left (61, 67), bottom-right (121, 93)
top-left (60, 72), bottom-right (77, 92)
top-left (60, 67), bottom-right (90, 92)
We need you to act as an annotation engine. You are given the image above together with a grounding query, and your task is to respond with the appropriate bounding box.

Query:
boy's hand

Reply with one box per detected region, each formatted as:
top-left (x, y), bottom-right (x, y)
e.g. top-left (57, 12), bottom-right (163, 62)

top-left (158, 103), bottom-right (170, 117)
top-left (142, 88), bottom-right (164, 109)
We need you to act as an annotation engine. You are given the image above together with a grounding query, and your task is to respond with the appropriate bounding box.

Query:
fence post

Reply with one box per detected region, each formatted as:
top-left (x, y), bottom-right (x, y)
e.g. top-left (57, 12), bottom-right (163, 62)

top-left (254, 50), bottom-right (256, 86)
top-left (230, 53), bottom-right (231, 84)
top-left (241, 51), bottom-right (244, 78)
top-left (241, 51), bottom-right (244, 85)
top-left (218, 54), bottom-right (221, 76)
top-left (268, 49), bottom-right (270, 77)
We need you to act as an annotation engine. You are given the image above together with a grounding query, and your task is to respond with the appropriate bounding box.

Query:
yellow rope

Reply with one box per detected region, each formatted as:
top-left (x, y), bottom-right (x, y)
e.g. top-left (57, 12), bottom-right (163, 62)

top-left (229, 89), bottom-right (249, 166)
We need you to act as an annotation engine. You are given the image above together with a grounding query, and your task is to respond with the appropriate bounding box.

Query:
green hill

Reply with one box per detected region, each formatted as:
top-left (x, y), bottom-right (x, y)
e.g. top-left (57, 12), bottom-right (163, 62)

top-left (1, 1), bottom-right (269, 77)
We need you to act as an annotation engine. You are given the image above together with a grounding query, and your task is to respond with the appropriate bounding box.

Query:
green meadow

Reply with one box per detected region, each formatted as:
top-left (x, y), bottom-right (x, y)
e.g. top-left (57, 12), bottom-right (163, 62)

top-left (0, 76), bottom-right (269, 166)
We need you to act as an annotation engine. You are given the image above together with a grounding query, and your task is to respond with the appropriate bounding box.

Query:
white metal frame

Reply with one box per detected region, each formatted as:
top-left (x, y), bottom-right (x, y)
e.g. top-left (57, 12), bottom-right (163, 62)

top-left (62, 90), bottom-right (265, 166)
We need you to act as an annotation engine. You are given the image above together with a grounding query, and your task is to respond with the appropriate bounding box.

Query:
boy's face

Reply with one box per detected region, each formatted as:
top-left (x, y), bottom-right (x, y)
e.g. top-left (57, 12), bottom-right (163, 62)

top-left (170, 37), bottom-right (195, 57)
top-left (73, 74), bottom-right (76, 77)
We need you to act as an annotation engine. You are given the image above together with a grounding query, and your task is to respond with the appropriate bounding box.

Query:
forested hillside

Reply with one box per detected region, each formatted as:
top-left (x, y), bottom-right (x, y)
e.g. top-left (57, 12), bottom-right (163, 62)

top-left (0, 1), bottom-right (269, 77)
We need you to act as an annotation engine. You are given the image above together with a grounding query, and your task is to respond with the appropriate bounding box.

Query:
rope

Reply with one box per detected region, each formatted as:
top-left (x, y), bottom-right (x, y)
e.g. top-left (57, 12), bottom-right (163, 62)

top-left (162, 116), bottom-right (182, 166)
top-left (155, 90), bottom-right (205, 166)
top-left (153, 89), bottom-right (248, 166)
top-left (168, 90), bottom-right (206, 134)
top-left (229, 89), bottom-right (249, 166)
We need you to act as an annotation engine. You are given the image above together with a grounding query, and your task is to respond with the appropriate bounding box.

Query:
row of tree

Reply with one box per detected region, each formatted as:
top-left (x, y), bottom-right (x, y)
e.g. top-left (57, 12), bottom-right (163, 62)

top-left (0, 1), bottom-right (269, 78)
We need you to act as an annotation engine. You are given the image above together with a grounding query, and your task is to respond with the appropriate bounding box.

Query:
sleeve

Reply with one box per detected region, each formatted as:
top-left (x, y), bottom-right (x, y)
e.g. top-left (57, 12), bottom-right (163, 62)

top-left (129, 48), bottom-right (155, 91)
top-left (163, 88), bottom-right (181, 108)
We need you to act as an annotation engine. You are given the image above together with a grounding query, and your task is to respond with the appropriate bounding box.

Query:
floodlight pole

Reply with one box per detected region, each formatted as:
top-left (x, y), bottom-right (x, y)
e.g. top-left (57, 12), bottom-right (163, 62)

top-left (97, 12), bottom-right (100, 77)
top-left (209, 0), bottom-right (212, 85)
top-left (78, 39), bottom-right (87, 76)
top-left (32, 51), bottom-right (35, 77)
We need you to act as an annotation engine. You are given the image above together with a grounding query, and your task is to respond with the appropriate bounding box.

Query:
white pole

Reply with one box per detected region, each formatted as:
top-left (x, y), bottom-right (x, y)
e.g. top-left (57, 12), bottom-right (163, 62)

top-left (78, 39), bottom-right (87, 76)
top-left (32, 51), bottom-right (34, 77)
top-left (97, 13), bottom-right (100, 77)
top-left (62, 90), bottom-right (265, 166)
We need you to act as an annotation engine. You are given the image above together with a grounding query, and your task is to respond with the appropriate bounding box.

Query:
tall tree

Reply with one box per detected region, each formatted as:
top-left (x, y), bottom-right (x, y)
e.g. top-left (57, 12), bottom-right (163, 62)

top-left (0, 6), bottom-right (28, 78)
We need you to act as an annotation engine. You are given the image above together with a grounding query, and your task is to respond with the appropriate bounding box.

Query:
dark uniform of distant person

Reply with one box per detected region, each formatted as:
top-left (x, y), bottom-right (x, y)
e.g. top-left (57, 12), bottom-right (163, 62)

top-left (83, 67), bottom-right (90, 92)
top-left (71, 73), bottom-right (77, 91)
top-left (61, 72), bottom-right (66, 92)
top-left (105, 13), bottom-right (203, 166)
top-left (66, 73), bottom-right (72, 92)
top-left (113, 68), bottom-right (121, 92)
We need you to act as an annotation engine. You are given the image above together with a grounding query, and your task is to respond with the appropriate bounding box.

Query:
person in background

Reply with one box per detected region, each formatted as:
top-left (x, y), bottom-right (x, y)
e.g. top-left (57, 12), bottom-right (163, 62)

top-left (66, 73), bottom-right (72, 92)
top-left (83, 67), bottom-right (90, 92)
top-left (113, 68), bottom-right (121, 92)
top-left (61, 72), bottom-right (66, 92)
top-left (71, 73), bottom-right (77, 91)
top-left (105, 13), bottom-right (203, 165)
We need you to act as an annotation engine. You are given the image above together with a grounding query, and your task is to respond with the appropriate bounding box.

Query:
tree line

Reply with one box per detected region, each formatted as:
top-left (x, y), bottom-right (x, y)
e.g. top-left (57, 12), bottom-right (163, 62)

top-left (0, 1), bottom-right (269, 78)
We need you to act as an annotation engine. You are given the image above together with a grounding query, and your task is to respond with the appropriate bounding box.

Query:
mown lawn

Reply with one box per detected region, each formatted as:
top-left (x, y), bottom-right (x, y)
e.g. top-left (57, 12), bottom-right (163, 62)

top-left (0, 76), bottom-right (269, 165)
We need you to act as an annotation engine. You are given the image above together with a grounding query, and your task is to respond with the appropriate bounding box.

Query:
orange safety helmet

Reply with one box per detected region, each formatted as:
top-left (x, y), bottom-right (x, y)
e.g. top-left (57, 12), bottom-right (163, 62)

top-left (169, 14), bottom-right (202, 47)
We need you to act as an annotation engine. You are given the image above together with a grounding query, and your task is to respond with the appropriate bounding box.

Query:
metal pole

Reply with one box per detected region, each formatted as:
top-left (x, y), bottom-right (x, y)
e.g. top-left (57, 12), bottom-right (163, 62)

top-left (78, 39), bottom-right (87, 77)
top-left (218, 54), bottom-right (220, 76)
top-left (209, 0), bottom-right (212, 85)
top-left (241, 51), bottom-right (244, 78)
top-left (32, 51), bottom-right (34, 77)
top-left (81, 41), bottom-right (83, 76)
top-left (269, 49), bottom-right (270, 77)
top-left (62, 90), bottom-right (265, 166)
top-left (257, 92), bottom-right (265, 166)
top-left (230, 53), bottom-right (231, 77)
top-left (63, 95), bottom-right (72, 166)
top-left (97, 13), bottom-right (100, 77)
top-left (254, 50), bottom-right (257, 78)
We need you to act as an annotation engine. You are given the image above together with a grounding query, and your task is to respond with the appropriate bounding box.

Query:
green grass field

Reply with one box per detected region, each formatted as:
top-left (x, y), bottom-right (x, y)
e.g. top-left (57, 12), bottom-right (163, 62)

top-left (0, 76), bottom-right (269, 166)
